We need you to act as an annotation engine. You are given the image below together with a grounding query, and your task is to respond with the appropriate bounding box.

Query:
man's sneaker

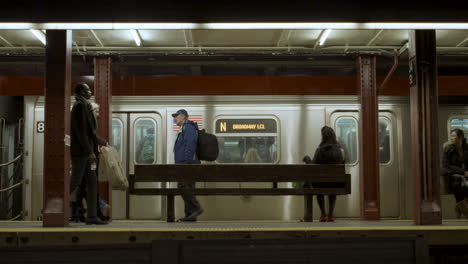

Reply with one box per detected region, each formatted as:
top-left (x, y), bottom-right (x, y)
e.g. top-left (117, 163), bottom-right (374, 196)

top-left (85, 217), bottom-right (108, 225)
top-left (178, 208), bottom-right (204, 222)
top-left (187, 208), bottom-right (204, 220)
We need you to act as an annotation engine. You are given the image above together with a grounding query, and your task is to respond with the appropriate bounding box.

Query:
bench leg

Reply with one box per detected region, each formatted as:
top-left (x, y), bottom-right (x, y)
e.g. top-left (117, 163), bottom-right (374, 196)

top-left (167, 195), bottom-right (175, 223)
top-left (303, 195), bottom-right (313, 222)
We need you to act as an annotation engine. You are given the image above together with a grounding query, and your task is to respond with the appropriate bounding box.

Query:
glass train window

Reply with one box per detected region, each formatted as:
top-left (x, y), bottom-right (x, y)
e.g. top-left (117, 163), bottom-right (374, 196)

top-left (450, 118), bottom-right (468, 138)
top-left (134, 118), bottom-right (156, 164)
top-left (379, 118), bottom-right (391, 164)
top-left (335, 118), bottom-right (358, 164)
top-left (111, 119), bottom-right (123, 161)
top-left (215, 118), bottom-right (279, 164)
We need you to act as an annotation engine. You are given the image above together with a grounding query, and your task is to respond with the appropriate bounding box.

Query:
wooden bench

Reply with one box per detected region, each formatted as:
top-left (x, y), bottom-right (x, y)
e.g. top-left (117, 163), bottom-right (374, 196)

top-left (130, 164), bottom-right (351, 222)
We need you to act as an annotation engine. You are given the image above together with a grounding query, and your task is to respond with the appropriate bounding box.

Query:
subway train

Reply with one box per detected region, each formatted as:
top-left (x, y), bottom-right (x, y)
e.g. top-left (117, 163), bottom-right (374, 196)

top-left (20, 95), bottom-right (468, 221)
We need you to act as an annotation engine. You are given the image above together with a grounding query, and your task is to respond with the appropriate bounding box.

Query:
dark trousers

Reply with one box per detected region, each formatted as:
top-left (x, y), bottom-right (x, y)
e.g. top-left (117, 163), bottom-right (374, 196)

top-left (317, 194), bottom-right (337, 216)
top-left (177, 182), bottom-right (201, 217)
top-left (450, 175), bottom-right (468, 202)
top-left (70, 156), bottom-right (98, 218)
top-left (453, 185), bottom-right (468, 203)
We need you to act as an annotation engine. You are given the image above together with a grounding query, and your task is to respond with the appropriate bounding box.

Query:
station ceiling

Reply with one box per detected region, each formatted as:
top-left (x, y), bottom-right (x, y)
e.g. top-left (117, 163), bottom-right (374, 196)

top-left (0, 29), bottom-right (467, 56)
top-left (1, 29), bottom-right (468, 76)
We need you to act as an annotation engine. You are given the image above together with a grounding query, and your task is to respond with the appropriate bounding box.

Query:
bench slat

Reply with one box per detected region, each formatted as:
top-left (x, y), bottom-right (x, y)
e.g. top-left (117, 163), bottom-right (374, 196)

top-left (131, 188), bottom-right (350, 196)
top-left (134, 164), bottom-right (346, 183)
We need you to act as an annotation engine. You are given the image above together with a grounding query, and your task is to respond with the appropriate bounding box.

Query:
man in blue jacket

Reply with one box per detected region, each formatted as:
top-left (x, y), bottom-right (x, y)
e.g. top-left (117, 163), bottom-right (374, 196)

top-left (172, 109), bottom-right (203, 222)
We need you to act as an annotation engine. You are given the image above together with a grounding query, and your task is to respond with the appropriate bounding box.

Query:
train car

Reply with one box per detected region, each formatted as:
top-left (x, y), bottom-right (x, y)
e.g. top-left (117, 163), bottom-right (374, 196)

top-left (20, 94), bottom-right (465, 221)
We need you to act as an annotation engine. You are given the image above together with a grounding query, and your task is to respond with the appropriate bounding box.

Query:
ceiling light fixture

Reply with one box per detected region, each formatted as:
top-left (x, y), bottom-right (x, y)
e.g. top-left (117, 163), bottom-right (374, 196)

top-left (319, 29), bottom-right (332, 46)
top-left (30, 29), bottom-right (46, 45)
top-left (130, 29), bottom-right (141, 46)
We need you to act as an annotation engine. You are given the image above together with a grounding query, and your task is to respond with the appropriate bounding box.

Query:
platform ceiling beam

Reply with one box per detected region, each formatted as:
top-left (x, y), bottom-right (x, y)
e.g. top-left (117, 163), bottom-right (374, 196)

top-left (94, 56), bottom-right (112, 218)
top-left (43, 30), bottom-right (72, 227)
top-left (357, 55), bottom-right (380, 220)
top-left (408, 30), bottom-right (442, 225)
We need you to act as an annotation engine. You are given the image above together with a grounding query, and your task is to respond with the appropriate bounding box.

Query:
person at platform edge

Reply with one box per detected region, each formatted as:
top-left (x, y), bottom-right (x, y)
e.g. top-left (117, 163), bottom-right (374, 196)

top-left (70, 83), bottom-right (108, 225)
top-left (442, 128), bottom-right (468, 218)
top-left (172, 109), bottom-right (204, 222)
top-left (303, 126), bottom-right (344, 222)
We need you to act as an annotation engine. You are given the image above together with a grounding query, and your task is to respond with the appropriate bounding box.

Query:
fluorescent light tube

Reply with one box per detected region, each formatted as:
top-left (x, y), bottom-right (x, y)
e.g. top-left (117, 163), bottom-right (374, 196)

top-left (130, 29), bottom-right (141, 46)
top-left (30, 29), bottom-right (46, 45)
top-left (319, 29), bottom-right (332, 46)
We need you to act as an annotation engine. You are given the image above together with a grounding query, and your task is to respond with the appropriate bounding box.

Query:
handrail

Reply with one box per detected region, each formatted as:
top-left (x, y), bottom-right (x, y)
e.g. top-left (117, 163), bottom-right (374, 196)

top-left (0, 153), bottom-right (23, 168)
top-left (0, 179), bottom-right (24, 193)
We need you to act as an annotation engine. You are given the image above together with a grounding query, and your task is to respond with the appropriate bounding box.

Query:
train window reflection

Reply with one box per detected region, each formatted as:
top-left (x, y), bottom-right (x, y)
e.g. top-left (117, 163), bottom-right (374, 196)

top-left (450, 118), bottom-right (468, 138)
top-left (379, 118), bottom-right (391, 164)
top-left (134, 119), bottom-right (156, 164)
top-left (336, 118), bottom-right (358, 164)
top-left (217, 136), bottom-right (278, 163)
top-left (111, 119), bottom-right (123, 161)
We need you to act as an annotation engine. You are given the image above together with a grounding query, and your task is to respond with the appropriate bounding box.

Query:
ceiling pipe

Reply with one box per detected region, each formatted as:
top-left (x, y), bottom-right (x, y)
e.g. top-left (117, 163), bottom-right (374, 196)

top-left (378, 49), bottom-right (399, 95)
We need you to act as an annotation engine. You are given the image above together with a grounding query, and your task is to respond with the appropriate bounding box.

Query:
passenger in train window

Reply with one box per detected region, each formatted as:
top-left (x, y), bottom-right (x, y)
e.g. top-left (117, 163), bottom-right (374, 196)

top-left (267, 137), bottom-right (277, 162)
top-left (379, 121), bottom-right (390, 163)
top-left (136, 127), bottom-right (155, 164)
top-left (442, 128), bottom-right (468, 218)
top-left (70, 83), bottom-right (108, 225)
top-left (309, 126), bottom-right (345, 222)
top-left (172, 109), bottom-right (204, 222)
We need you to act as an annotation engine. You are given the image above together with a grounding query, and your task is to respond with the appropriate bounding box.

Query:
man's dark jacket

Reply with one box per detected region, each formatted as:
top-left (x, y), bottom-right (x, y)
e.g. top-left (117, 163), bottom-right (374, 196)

top-left (70, 97), bottom-right (106, 157)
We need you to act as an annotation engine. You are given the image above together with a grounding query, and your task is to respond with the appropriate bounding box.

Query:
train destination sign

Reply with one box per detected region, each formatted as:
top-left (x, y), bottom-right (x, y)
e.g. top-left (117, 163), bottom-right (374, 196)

top-left (216, 119), bottom-right (277, 133)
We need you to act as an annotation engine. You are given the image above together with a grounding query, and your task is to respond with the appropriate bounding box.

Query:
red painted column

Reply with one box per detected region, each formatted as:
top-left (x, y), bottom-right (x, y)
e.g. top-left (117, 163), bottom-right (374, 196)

top-left (43, 30), bottom-right (72, 227)
top-left (357, 56), bottom-right (380, 220)
top-left (408, 30), bottom-right (442, 225)
top-left (94, 56), bottom-right (112, 217)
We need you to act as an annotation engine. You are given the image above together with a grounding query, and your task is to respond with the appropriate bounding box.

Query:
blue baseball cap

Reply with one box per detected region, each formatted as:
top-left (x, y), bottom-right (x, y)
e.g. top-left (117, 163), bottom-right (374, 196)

top-left (171, 109), bottom-right (189, 117)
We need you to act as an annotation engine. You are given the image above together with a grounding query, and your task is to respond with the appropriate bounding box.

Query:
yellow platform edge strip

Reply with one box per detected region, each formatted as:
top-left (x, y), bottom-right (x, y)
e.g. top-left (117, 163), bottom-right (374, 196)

top-left (1, 226), bottom-right (468, 233)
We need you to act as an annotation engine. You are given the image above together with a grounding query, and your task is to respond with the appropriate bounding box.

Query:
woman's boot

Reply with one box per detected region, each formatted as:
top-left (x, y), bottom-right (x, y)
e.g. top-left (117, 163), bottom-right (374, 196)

top-left (460, 200), bottom-right (468, 219)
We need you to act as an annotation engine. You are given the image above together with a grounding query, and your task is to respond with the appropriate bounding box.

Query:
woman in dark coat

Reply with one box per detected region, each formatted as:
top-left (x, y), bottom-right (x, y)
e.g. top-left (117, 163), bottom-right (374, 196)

top-left (306, 126), bottom-right (344, 222)
top-left (442, 128), bottom-right (468, 218)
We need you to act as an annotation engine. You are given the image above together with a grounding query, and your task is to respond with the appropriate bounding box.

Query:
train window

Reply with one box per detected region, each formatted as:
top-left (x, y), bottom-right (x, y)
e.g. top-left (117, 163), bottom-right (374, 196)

top-left (379, 118), bottom-right (391, 164)
top-left (336, 118), bottom-right (358, 164)
top-left (111, 119), bottom-right (123, 161)
top-left (134, 118), bottom-right (156, 164)
top-left (215, 118), bottom-right (279, 164)
top-left (450, 118), bottom-right (468, 138)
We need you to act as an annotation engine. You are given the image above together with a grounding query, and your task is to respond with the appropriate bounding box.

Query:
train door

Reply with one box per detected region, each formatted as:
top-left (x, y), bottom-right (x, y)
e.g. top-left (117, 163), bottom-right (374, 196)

top-left (129, 113), bottom-right (163, 219)
top-left (110, 114), bottom-right (127, 219)
top-left (378, 112), bottom-right (400, 218)
top-left (111, 112), bottom-right (163, 219)
top-left (330, 111), bottom-right (400, 218)
top-left (330, 111), bottom-right (360, 217)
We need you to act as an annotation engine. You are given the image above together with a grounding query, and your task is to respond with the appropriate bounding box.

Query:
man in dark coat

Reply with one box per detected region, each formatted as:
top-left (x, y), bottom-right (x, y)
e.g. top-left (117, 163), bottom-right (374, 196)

top-left (172, 109), bottom-right (203, 222)
top-left (70, 83), bottom-right (107, 225)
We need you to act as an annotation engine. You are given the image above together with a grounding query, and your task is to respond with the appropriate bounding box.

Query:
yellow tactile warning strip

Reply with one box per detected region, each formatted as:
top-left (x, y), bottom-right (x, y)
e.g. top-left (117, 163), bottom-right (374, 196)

top-left (0, 220), bottom-right (468, 233)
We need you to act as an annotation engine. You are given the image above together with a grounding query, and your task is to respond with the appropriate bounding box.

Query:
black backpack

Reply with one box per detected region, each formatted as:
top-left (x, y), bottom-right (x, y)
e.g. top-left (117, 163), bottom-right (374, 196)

top-left (190, 121), bottom-right (219, 161)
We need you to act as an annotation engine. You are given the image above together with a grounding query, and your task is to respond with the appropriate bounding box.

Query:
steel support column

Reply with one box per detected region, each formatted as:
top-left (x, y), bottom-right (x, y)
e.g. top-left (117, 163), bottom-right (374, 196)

top-left (94, 56), bottom-right (112, 216)
top-left (43, 30), bottom-right (72, 227)
top-left (357, 56), bottom-right (380, 220)
top-left (408, 30), bottom-right (442, 225)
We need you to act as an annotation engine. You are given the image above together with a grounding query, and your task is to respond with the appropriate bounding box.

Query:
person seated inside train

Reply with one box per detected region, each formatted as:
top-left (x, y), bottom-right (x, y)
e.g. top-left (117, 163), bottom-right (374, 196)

top-left (244, 147), bottom-right (262, 163)
top-left (267, 137), bottom-right (277, 162)
top-left (442, 128), bottom-right (468, 218)
top-left (306, 126), bottom-right (345, 222)
top-left (136, 127), bottom-right (155, 164)
top-left (379, 121), bottom-right (390, 163)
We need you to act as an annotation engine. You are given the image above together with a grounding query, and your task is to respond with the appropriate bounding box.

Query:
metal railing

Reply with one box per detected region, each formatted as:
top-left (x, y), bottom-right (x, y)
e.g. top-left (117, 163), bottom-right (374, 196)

top-left (0, 152), bottom-right (24, 220)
